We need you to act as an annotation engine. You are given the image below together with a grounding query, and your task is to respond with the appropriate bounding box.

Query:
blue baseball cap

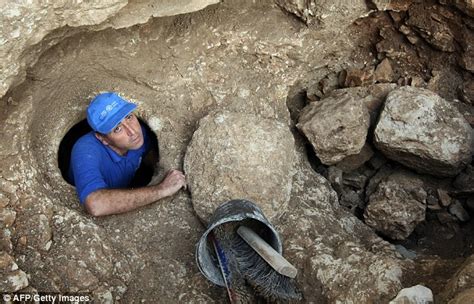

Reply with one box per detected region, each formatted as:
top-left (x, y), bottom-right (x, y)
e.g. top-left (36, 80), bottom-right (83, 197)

top-left (87, 92), bottom-right (137, 134)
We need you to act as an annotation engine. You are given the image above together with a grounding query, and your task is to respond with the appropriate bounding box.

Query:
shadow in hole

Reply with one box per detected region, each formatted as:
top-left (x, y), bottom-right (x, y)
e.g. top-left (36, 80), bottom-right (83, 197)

top-left (57, 118), bottom-right (159, 188)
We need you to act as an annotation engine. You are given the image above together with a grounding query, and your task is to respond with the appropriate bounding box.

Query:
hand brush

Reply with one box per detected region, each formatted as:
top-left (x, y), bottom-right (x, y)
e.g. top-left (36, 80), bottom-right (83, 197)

top-left (233, 226), bottom-right (302, 301)
top-left (237, 226), bottom-right (297, 278)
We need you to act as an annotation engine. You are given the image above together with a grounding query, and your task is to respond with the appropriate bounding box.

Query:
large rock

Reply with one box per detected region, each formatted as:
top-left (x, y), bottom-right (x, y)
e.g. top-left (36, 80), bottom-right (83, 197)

top-left (440, 0), bottom-right (474, 17)
top-left (364, 169), bottom-right (427, 240)
top-left (389, 285), bottom-right (433, 304)
top-left (275, 0), bottom-right (368, 27)
top-left (370, 0), bottom-right (414, 11)
top-left (184, 111), bottom-right (296, 223)
top-left (374, 86), bottom-right (473, 177)
top-left (0, 0), bottom-right (219, 99)
top-left (297, 90), bottom-right (370, 165)
top-left (440, 254), bottom-right (474, 302)
top-left (279, 149), bottom-right (409, 303)
top-left (406, 3), bottom-right (457, 52)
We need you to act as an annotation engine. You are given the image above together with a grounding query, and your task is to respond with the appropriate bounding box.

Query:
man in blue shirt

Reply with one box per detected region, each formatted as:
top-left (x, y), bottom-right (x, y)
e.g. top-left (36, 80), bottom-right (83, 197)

top-left (69, 92), bottom-right (186, 216)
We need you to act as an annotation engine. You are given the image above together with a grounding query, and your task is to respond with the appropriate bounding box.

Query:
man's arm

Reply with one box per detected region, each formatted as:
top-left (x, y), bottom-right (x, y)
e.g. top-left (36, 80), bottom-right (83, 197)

top-left (84, 169), bottom-right (186, 217)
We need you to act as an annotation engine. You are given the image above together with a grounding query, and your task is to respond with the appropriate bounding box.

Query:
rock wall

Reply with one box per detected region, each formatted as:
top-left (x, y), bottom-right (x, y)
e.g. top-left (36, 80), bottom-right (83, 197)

top-left (0, 0), bottom-right (219, 99)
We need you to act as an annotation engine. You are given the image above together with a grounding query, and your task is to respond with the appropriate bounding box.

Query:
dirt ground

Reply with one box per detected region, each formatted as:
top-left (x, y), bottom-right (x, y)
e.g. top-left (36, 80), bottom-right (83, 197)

top-left (1, 0), bottom-right (473, 302)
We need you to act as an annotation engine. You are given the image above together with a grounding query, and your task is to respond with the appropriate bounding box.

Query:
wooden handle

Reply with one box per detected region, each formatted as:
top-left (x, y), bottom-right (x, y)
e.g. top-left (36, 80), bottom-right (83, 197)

top-left (237, 226), bottom-right (297, 278)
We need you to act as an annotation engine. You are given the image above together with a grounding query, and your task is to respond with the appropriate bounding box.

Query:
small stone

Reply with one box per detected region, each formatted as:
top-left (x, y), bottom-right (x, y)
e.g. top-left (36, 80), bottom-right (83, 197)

top-left (0, 229), bottom-right (12, 252)
top-left (426, 190), bottom-right (439, 205)
top-left (399, 25), bottom-right (420, 44)
top-left (327, 166), bottom-right (344, 194)
top-left (427, 203), bottom-right (442, 211)
top-left (454, 165), bottom-right (474, 192)
top-left (0, 208), bottom-right (16, 228)
top-left (371, 0), bottom-right (413, 11)
top-left (0, 252), bottom-right (15, 271)
top-left (0, 252), bottom-right (29, 292)
top-left (466, 197), bottom-right (474, 211)
top-left (343, 172), bottom-right (369, 190)
top-left (410, 76), bottom-right (426, 87)
top-left (437, 211), bottom-right (456, 224)
top-left (339, 68), bottom-right (375, 88)
top-left (389, 11), bottom-right (404, 24)
top-left (18, 236), bottom-right (27, 246)
top-left (45, 240), bottom-right (52, 251)
top-left (374, 58), bottom-right (394, 83)
top-left (437, 189), bottom-right (452, 207)
top-left (389, 285), bottom-right (433, 304)
top-left (337, 144), bottom-right (374, 172)
top-left (340, 189), bottom-right (365, 210)
top-left (394, 244), bottom-right (417, 260)
top-left (460, 79), bottom-right (474, 105)
top-left (0, 192), bottom-right (9, 208)
top-left (449, 201), bottom-right (470, 222)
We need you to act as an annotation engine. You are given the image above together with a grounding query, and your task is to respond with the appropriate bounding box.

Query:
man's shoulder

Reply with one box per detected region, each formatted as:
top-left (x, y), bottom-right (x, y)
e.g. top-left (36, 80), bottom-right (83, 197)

top-left (72, 132), bottom-right (103, 154)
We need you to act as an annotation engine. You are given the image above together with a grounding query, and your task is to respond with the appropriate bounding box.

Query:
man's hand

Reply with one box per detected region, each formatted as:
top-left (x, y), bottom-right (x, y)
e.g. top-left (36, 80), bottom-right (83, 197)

top-left (84, 169), bottom-right (187, 216)
top-left (157, 169), bottom-right (187, 198)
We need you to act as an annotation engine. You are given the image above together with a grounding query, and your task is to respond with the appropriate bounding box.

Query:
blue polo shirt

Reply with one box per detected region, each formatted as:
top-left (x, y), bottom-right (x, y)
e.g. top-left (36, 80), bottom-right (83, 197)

top-left (69, 125), bottom-right (149, 204)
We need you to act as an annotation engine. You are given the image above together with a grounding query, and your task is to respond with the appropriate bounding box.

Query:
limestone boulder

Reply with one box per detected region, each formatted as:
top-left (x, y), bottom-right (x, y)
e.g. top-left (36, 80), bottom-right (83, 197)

top-left (440, 255), bottom-right (474, 302)
top-left (279, 149), bottom-right (409, 303)
top-left (374, 86), bottom-right (473, 177)
top-left (440, 0), bottom-right (474, 17)
top-left (370, 0), bottom-right (414, 11)
top-left (389, 285), bottom-right (433, 304)
top-left (275, 0), bottom-right (368, 27)
top-left (448, 288), bottom-right (474, 304)
top-left (0, 0), bottom-right (219, 99)
top-left (364, 169), bottom-right (427, 240)
top-left (297, 90), bottom-right (370, 165)
top-left (184, 111), bottom-right (296, 223)
top-left (406, 3), bottom-right (457, 52)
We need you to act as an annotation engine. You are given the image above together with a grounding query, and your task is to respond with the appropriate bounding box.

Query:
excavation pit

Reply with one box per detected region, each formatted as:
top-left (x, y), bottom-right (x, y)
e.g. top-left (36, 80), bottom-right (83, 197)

top-left (1, 0), bottom-right (473, 302)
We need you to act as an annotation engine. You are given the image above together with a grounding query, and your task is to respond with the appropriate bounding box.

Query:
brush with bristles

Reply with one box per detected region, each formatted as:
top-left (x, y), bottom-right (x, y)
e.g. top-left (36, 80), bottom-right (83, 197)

top-left (211, 222), bottom-right (301, 303)
top-left (235, 226), bottom-right (301, 302)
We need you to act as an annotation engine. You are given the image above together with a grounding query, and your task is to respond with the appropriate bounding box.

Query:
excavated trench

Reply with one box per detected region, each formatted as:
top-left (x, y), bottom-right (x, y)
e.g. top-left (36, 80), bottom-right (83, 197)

top-left (1, 0), bottom-right (474, 302)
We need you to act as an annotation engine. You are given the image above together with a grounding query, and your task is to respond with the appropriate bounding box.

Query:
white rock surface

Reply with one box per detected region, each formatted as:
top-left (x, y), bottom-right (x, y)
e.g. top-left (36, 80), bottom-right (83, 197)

top-left (280, 150), bottom-right (409, 303)
top-left (184, 111), bottom-right (296, 223)
top-left (389, 285), bottom-right (433, 304)
top-left (374, 86), bottom-right (473, 177)
top-left (0, 0), bottom-right (219, 99)
top-left (364, 169), bottom-right (427, 240)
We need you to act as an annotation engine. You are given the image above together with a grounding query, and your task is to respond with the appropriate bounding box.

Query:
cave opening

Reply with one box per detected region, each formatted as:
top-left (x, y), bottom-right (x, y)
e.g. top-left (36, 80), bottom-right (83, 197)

top-left (58, 117), bottom-right (160, 188)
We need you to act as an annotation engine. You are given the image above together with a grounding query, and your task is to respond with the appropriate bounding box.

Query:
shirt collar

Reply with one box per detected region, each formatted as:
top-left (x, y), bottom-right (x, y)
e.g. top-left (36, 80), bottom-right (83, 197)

top-left (105, 145), bottom-right (126, 163)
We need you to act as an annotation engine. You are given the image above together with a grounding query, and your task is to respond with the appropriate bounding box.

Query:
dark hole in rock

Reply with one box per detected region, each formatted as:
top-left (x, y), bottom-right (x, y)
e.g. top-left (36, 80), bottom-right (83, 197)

top-left (304, 142), bottom-right (327, 176)
top-left (58, 117), bottom-right (159, 188)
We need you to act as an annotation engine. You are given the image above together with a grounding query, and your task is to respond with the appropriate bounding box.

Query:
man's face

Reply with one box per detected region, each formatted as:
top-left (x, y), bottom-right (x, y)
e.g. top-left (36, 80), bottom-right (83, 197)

top-left (96, 113), bottom-right (144, 155)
